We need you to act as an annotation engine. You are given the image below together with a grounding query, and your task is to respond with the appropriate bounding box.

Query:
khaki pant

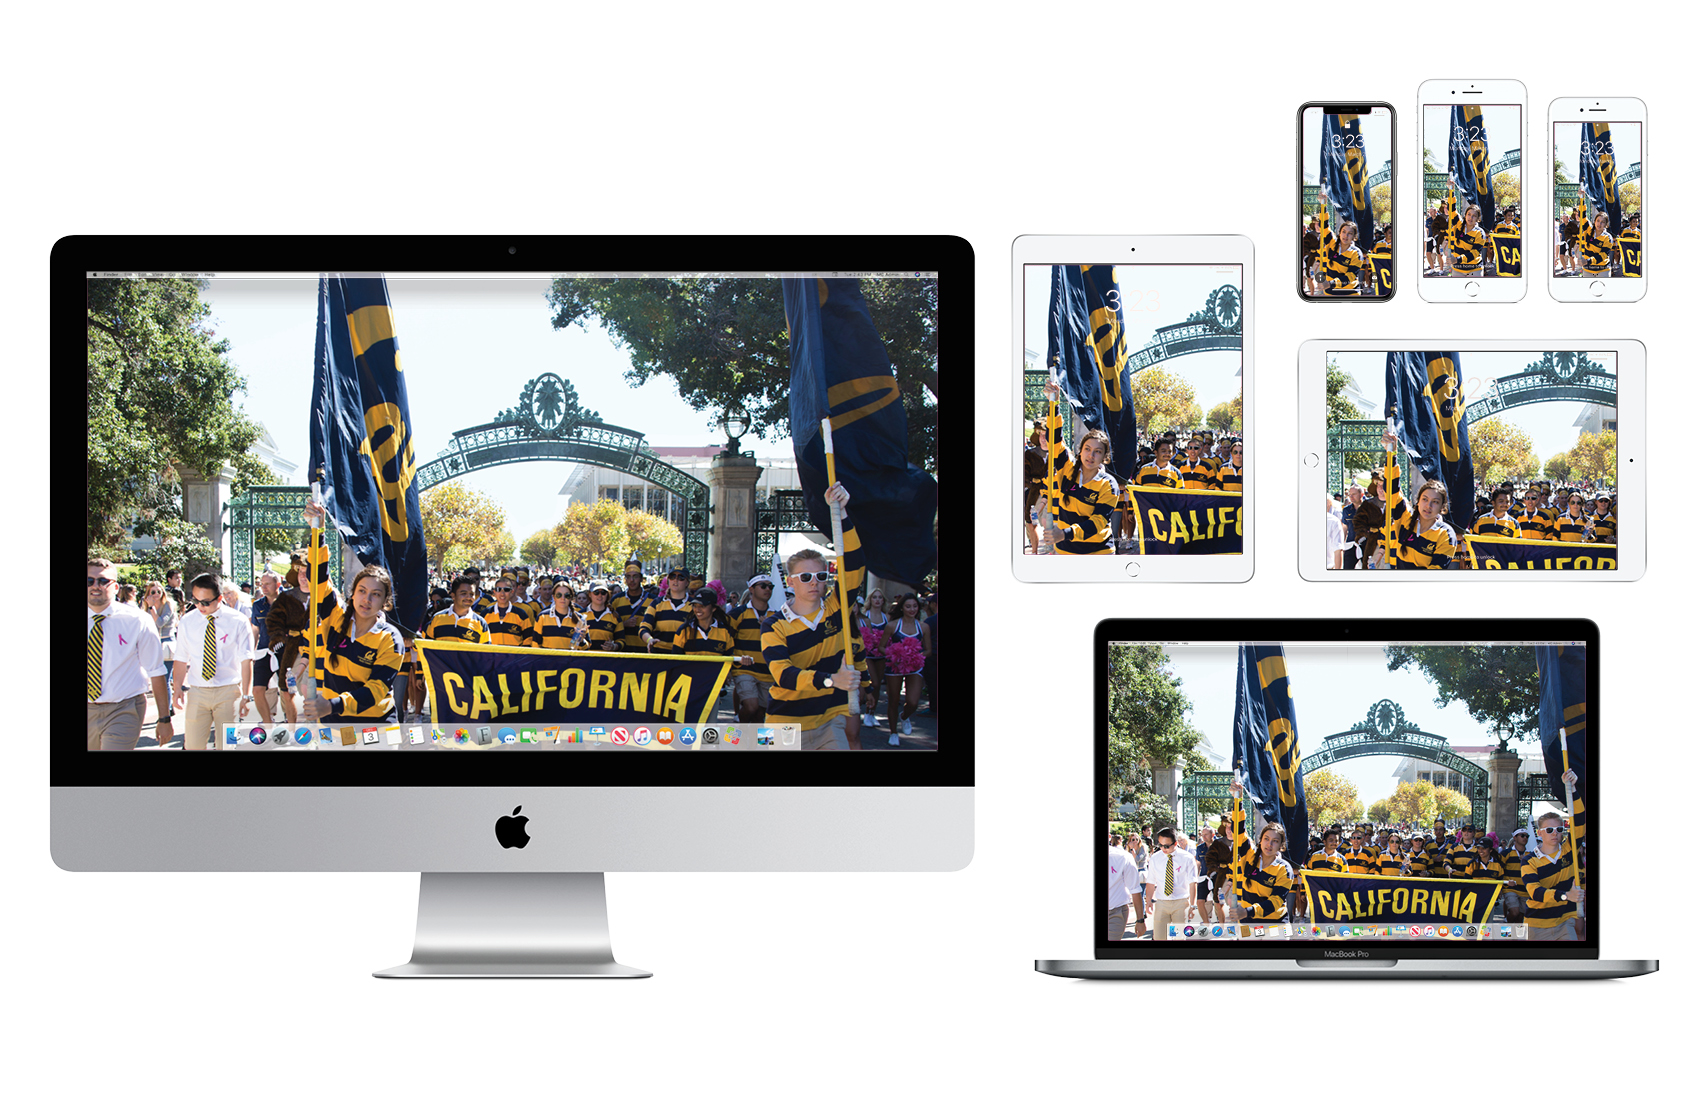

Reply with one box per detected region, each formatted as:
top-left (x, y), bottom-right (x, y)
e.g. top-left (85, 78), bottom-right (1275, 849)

top-left (87, 695), bottom-right (146, 750)
top-left (1108, 903), bottom-right (1131, 941)
top-left (1528, 919), bottom-right (1579, 941)
top-left (802, 713), bottom-right (849, 751)
top-left (1150, 897), bottom-right (1190, 941)
top-left (183, 683), bottom-right (239, 751)
top-left (732, 675), bottom-right (772, 709)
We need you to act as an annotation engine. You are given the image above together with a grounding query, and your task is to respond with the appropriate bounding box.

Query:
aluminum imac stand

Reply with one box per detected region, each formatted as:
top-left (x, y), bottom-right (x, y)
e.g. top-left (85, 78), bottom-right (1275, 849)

top-left (374, 872), bottom-right (650, 978)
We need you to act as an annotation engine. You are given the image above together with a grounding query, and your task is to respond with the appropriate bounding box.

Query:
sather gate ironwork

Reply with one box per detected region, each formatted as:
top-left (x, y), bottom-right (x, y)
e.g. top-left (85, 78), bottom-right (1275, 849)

top-left (1178, 771), bottom-right (1236, 837)
top-left (226, 486), bottom-right (345, 591)
top-left (410, 372), bottom-right (710, 577)
top-left (1326, 352), bottom-right (1616, 490)
top-left (1299, 700), bottom-right (1489, 831)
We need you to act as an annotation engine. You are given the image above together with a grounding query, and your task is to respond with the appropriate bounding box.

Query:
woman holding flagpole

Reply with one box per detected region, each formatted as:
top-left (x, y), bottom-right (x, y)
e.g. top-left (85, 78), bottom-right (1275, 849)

top-left (298, 498), bottom-right (407, 724)
top-left (1227, 777), bottom-right (1296, 925)
top-left (1371, 429), bottom-right (1461, 568)
top-left (1040, 379), bottom-right (1118, 555)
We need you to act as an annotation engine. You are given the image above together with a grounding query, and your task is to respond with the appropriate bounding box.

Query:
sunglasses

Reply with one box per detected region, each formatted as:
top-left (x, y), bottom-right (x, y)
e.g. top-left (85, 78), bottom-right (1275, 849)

top-left (668, 572), bottom-right (688, 580)
top-left (496, 587), bottom-right (513, 592)
top-left (751, 582), bottom-right (773, 589)
top-left (790, 571), bottom-right (831, 583)
top-left (191, 596), bottom-right (220, 607)
top-left (86, 576), bottom-right (116, 587)
top-left (1540, 825), bottom-right (1565, 835)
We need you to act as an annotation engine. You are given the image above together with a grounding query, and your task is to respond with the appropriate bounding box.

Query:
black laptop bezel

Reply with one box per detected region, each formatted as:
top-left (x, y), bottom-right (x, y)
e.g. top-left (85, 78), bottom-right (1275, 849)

top-left (1094, 618), bottom-right (1600, 961)
top-left (65, 234), bottom-right (972, 792)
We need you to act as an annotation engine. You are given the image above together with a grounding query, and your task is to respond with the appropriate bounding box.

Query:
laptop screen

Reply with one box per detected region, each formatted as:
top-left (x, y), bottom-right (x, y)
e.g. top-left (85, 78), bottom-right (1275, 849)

top-left (1099, 627), bottom-right (1594, 953)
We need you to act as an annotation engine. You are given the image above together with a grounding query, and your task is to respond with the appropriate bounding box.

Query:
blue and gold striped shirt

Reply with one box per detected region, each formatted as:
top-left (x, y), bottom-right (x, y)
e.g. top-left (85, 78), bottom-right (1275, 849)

top-left (763, 515), bottom-right (865, 731)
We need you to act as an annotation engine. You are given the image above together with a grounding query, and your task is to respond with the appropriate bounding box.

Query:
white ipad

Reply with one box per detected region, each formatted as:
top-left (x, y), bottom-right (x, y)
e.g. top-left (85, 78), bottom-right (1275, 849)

top-left (1549, 97), bottom-right (1647, 302)
top-left (1417, 79), bottom-right (1528, 303)
top-left (1297, 340), bottom-right (1644, 581)
top-left (1012, 235), bottom-right (1253, 583)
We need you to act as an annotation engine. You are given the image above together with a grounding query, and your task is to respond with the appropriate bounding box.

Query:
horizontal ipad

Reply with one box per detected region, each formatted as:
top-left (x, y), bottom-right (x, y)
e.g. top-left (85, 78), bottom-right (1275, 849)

top-left (1012, 235), bottom-right (1254, 583)
top-left (1298, 341), bottom-right (1643, 581)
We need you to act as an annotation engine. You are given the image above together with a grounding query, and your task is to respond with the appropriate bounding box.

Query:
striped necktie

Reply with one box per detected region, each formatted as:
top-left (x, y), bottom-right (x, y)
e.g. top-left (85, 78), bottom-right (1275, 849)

top-left (201, 615), bottom-right (218, 680)
top-left (1166, 853), bottom-right (1174, 895)
top-left (87, 614), bottom-right (106, 700)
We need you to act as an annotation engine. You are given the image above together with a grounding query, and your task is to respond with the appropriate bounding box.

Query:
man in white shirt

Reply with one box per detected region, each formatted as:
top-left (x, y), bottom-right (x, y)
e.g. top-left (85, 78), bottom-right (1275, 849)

top-left (1143, 827), bottom-right (1199, 941)
top-left (172, 573), bottom-right (255, 751)
top-left (87, 556), bottom-right (171, 750)
top-left (1108, 833), bottom-right (1146, 941)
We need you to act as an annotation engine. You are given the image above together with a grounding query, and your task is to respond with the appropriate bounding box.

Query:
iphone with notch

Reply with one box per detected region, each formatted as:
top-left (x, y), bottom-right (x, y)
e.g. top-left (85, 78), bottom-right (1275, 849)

top-left (1297, 102), bottom-right (1395, 302)
top-left (1550, 97), bottom-right (1645, 302)
top-left (1416, 79), bottom-right (1526, 303)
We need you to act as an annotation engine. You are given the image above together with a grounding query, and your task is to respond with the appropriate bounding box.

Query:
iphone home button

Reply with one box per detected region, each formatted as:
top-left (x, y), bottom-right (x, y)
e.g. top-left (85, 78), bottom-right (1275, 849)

top-left (1124, 561), bottom-right (1140, 579)
top-left (1464, 280), bottom-right (1480, 297)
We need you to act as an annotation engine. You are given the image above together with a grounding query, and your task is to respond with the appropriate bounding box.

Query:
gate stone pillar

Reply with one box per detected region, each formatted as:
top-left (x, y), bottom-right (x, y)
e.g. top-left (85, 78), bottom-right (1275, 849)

top-left (179, 464), bottom-right (236, 576)
top-left (707, 452), bottom-right (762, 587)
top-left (1151, 761), bottom-right (1184, 835)
top-left (1488, 747), bottom-right (1523, 839)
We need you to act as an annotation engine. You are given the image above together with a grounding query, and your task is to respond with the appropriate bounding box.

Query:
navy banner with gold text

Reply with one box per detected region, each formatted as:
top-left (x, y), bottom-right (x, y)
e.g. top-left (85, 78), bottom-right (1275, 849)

top-left (1304, 871), bottom-right (1504, 925)
top-left (1465, 535), bottom-right (1616, 570)
top-left (418, 640), bottom-right (732, 726)
top-left (1129, 486), bottom-right (1242, 555)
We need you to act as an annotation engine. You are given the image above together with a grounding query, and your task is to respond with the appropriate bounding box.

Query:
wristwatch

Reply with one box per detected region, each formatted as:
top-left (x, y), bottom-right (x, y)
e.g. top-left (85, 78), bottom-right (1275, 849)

top-left (240, 694), bottom-right (254, 702)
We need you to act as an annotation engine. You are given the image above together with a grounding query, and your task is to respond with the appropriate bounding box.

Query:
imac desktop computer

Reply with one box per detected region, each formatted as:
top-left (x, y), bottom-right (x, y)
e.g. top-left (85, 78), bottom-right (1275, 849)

top-left (63, 235), bottom-right (973, 976)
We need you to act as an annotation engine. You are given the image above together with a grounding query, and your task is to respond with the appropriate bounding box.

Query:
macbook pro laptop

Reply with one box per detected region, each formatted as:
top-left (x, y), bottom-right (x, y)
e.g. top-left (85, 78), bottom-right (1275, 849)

top-left (1037, 618), bottom-right (1655, 979)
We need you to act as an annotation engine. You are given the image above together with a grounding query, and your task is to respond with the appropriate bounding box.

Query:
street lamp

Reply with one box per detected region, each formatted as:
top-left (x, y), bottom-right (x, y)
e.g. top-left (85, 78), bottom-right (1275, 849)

top-left (719, 404), bottom-right (750, 456)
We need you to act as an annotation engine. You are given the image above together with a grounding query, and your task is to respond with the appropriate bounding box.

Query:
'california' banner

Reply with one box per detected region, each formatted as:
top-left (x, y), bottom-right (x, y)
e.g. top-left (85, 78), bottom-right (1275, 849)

top-left (1129, 486), bottom-right (1242, 555)
top-left (1465, 535), bottom-right (1617, 570)
top-left (417, 640), bottom-right (733, 726)
top-left (1303, 871), bottom-right (1504, 925)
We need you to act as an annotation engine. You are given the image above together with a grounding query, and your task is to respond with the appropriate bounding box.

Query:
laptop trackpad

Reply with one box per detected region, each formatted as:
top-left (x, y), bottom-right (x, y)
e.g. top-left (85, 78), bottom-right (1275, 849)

top-left (1296, 959), bottom-right (1398, 968)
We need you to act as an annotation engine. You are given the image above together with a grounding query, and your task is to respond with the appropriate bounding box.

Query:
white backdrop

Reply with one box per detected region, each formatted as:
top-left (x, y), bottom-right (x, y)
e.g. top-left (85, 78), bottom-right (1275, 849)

top-left (14, 3), bottom-right (1694, 1096)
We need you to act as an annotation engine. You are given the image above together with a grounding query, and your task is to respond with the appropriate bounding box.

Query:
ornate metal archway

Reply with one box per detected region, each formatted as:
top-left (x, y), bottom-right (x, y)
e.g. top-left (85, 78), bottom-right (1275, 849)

top-left (412, 372), bottom-right (710, 576)
top-left (1178, 771), bottom-right (1235, 837)
top-left (1299, 700), bottom-right (1489, 830)
top-left (1554, 161), bottom-right (1640, 215)
top-left (1326, 352), bottom-right (1615, 490)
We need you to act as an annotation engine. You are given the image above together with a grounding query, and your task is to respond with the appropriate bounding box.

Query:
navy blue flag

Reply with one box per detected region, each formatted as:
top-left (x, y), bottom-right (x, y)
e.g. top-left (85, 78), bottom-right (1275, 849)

top-left (1046, 265), bottom-right (1139, 483)
top-left (1449, 106), bottom-right (1496, 231)
top-left (1321, 112), bottom-right (1376, 251)
top-left (1579, 121), bottom-right (1623, 238)
top-left (782, 277), bottom-right (938, 586)
top-left (1233, 645), bottom-right (1309, 867)
top-left (1535, 645), bottom-right (1588, 804)
top-left (1385, 352), bottom-right (1475, 539)
top-left (308, 276), bottom-right (429, 637)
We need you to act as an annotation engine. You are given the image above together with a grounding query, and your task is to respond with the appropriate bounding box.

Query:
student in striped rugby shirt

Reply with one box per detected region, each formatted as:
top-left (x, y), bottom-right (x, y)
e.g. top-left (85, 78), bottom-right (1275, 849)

top-left (1554, 492), bottom-right (1595, 543)
top-left (1377, 834), bottom-right (1406, 876)
top-left (612, 560), bottom-right (651, 652)
top-left (1500, 828), bottom-right (1531, 922)
top-left (1523, 801), bottom-right (1585, 940)
top-left (1227, 778), bottom-right (1295, 922)
top-left (530, 582), bottom-right (586, 650)
top-left (1588, 495), bottom-right (1617, 543)
top-left (762, 483), bottom-right (864, 751)
top-left (1471, 487), bottom-right (1521, 538)
top-left (1218, 440), bottom-right (1244, 493)
top-left (1176, 438), bottom-right (1220, 491)
top-left (1443, 824), bottom-right (1482, 878)
top-left (424, 576), bottom-right (491, 645)
top-left (673, 587), bottom-right (736, 656)
top-left (1342, 831), bottom-right (1378, 876)
top-left (730, 575), bottom-right (778, 724)
top-left (1040, 379), bottom-right (1118, 555)
top-left (482, 577), bottom-right (533, 647)
top-left (578, 582), bottom-right (625, 652)
top-left (1134, 439), bottom-right (1185, 489)
top-left (640, 567), bottom-right (694, 653)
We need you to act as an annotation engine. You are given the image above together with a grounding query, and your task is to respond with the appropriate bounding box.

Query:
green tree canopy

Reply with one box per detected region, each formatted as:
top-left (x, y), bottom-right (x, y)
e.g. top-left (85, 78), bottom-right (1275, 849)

top-left (520, 529), bottom-right (560, 569)
top-left (1304, 770), bottom-right (1362, 827)
top-left (87, 277), bottom-right (265, 553)
top-left (1469, 418), bottom-right (1537, 487)
top-left (1385, 644), bottom-right (1540, 741)
top-left (420, 482), bottom-right (507, 570)
top-left (1106, 645), bottom-right (1206, 821)
top-left (545, 277), bottom-right (937, 473)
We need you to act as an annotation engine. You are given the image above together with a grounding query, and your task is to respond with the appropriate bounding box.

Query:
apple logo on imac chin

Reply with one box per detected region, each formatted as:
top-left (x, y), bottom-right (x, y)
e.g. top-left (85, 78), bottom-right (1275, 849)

top-left (495, 805), bottom-right (531, 849)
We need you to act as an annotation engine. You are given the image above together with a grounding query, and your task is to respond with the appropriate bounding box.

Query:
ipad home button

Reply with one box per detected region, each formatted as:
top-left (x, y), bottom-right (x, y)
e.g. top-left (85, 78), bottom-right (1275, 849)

top-left (1124, 561), bottom-right (1140, 579)
top-left (1464, 280), bottom-right (1480, 297)
top-left (1589, 280), bottom-right (1606, 297)
top-left (1302, 453), bottom-right (1320, 468)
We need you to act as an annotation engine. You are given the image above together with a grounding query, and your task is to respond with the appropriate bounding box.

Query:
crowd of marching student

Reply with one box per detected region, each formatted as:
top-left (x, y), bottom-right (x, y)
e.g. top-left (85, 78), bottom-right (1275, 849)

top-left (1422, 198), bottom-right (1522, 278)
top-left (1022, 379), bottom-right (1245, 556)
top-left (1554, 208), bottom-right (1642, 278)
top-left (1106, 772), bottom-right (1585, 943)
top-left (1325, 433), bottom-right (1619, 569)
top-left (88, 486), bottom-right (939, 753)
